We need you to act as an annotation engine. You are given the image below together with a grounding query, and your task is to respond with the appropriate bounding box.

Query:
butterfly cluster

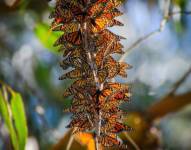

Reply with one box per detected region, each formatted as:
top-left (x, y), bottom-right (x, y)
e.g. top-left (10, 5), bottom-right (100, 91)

top-left (50, 0), bottom-right (132, 148)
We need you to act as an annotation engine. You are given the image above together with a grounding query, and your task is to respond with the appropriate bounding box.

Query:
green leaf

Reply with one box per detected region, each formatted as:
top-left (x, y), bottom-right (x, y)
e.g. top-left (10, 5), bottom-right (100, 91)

top-left (0, 83), bottom-right (28, 150)
top-left (34, 23), bottom-right (62, 54)
top-left (11, 92), bottom-right (28, 150)
top-left (0, 90), bottom-right (19, 150)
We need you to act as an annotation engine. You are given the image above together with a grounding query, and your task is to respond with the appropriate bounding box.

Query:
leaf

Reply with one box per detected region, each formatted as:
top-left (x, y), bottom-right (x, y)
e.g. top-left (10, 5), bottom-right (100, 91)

top-left (0, 84), bottom-right (28, 150)
top-left (11, 92), bottom-right (28, 150)
top-left (75, 133), bottom-right (95, 150)
top-left (0, 90), bottom-right (19, 150)
top-left (34, 23), bottom-right (62, 54)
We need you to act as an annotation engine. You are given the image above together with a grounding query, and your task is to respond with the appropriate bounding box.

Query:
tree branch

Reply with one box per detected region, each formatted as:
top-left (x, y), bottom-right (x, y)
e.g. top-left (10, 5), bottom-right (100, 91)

top-left (146, 91), bottom-right (191, 121)
top-left (119, 30), bottom-right (159, 62)
top-left (168, 66), bottom-right (191, 96)
top-left (119, 6), bottom-right (191, 62)
top-left (66, 129), bottom-right (74, 150)
top-left (146, 65), bottom-right (191, 121)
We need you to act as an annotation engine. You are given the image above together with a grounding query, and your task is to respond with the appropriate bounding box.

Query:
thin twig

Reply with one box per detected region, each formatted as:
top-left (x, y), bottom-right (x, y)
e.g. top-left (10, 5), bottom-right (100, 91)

top-left (119, 5), bottom-right (191, 62)
top-left (119, 30), bottom-right (159, 62)
top-left (168, 66), bottom-right (191, 96)
top-left (83, 22), bottom-right (102, 150)
top-left (84, 24), bottom-right (100, 89)
top-left (124, 133), bottom-right (140, 150)
top-left (66, 134), bottom-right (74, 150)
top-left (95, 137), bottom-right (99, 150)
top-left (119, 0), bottom-right (171, 62)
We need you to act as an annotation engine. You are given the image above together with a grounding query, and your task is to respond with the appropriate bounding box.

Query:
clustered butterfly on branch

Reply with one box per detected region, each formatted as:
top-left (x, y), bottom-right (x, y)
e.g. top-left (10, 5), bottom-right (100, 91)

top-left (50, 0), bottom-right (132, 149)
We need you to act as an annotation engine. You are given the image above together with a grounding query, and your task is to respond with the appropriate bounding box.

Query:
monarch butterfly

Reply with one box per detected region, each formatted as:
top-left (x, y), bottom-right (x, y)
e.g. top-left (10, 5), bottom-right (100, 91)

top-left (63, 87), bottom-right (76, 97)
top-left (51, 17), bottom-right (64, 26)
top-left (50, 6), bottom-right (73, 22)
top-left (87, 0), bottom-right (107, 17)
top-left (97, 70), bottom-right (108, 83)
top-left (108, 91), bottom-right (131, 102)
top-left (73, 91), bottom-right (87, 101)
top-left (103, 0), bottom-right (122, 12)
top-left (100, 8), bottom-right (123, 20)
top-left (60, 0), bottom-right (83, 17)
top-left (105, 82), bottom-right (129, 91)
top-left (63, 83), bottom-right (85, 97)
top-left (102, 114), bottom-right (119, 122)
top-left (59, 68), bottom-right (84, 80)
top-left (58, 42), bottom-right (81, 52)
top-left (63, 49), bottom-right (87, 62)
top-left (54, 31), bottom-right (82, 46)
top-left (102, 41), bottom-right (124, 55)
top-left (66, 102), bottom-right (95, 114)
top-left (111, 122), bottom-right (133, 133)
top-left (71, 78), bottom-right (95, 89)
top-left (100, 29), bottom-right (126, 41)
top-left (62, 47), bottom-right (83, 57)
top-left (108, 19), bottom-right (124, 27)
top-left (67, 0), bottom-right (88, 7)
top-left (118, 62), bottom-right (132, 78)
top-left (93, 88), bottom-right (113, 104)
top-left (64, 102), bottom-right (84, 113)
top-left (102, 56), bottom-right (120, 78)
top-left (95, 30), bottom-right (125, 52)
top-left (52, 22), bottom-right (79, 33)
top-left (91, 11), bottom-right (123, 33)
top-left (98, 133), bottom-right (120, 147)
top-left (100, 100), bottom-right (120, 111)
top-left (95, 42), bottom-right (124, 67)
top-left (60, 55), bottom-right (88, 69)
top-left (71, 97), bottom-right (86, 106)
top-left (66, 117), bottom-right (90, 128)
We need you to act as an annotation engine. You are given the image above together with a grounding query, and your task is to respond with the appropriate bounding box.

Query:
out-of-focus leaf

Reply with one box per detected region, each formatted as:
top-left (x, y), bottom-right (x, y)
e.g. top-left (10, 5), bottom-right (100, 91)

top-left (35, 61), bottom-right (52, 90)
top-left (0, 83), bottom-right (28, 150)
top-left (11, 91), bottom-right (28, 150)
top-left (0, 89), bottom-right (19, 150)
top-left (75, 133), bottom-right (95, 150)
top-left (34, 23), bottom-right (62, 54)
top-left (174, 0), bottom-right (187, 8)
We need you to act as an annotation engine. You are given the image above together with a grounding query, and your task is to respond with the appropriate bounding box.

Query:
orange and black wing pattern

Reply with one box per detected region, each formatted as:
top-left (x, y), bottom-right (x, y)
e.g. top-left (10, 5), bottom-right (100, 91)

top-left (50, 0), bottom-right (132, 148)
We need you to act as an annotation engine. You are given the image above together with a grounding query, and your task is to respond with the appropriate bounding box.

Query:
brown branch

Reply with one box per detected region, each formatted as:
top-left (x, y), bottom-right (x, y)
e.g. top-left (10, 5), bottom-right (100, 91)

top-left (168, 66), bottom-right (191, 96)
top-left (123, 132), bottom-right (140, 150)
top-left (146, 91), bottom-right (191, 121)
top-left (83, 22), bottom-right (101, 150)
top-left (146, 65), bottom-right (191, 121)
top-left (66, 130), bottom-right (74, 150)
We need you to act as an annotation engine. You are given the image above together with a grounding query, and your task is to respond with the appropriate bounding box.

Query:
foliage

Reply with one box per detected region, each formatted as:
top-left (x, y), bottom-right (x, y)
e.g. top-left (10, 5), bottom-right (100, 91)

top-left (34, 23), bottom-right (62, 54)
top-left (0, 82), bottom-right (28, 150)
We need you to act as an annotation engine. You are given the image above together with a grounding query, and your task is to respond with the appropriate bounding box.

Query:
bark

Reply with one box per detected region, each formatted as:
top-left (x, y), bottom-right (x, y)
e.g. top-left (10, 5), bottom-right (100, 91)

top-left (146, 91), bottom-right (191, 121)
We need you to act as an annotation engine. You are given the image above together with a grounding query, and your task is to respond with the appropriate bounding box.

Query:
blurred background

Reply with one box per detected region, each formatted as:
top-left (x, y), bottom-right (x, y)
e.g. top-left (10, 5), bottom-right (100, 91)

top-left (0, 0), bottom-right (191, 149)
